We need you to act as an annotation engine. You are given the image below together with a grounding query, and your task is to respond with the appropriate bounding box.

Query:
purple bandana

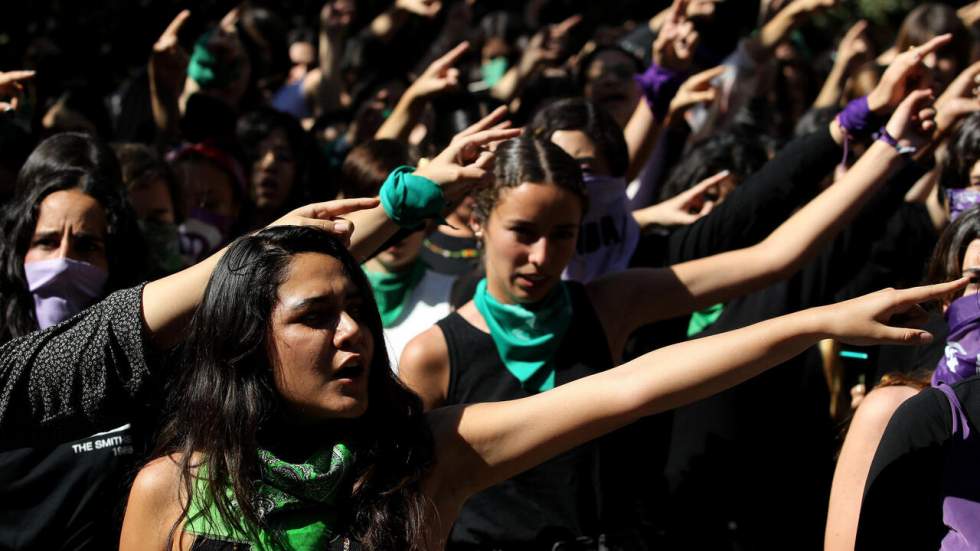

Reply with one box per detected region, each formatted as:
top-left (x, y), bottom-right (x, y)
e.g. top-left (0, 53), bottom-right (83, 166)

top-left (24, 257), bottom-right (108, 330)
top-left (933, 293), bottom-right (980, 387)
top-left (634, 63), bottom-right (685, 120)
top-left (947, 189), bottom-right (980, 222)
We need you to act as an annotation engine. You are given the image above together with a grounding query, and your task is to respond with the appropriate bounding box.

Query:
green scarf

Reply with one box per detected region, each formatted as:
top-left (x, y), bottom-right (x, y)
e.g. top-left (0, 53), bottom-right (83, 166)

top-left (184, 443), bottom-right (354, 550)
top-left (364, 260), bottom-right (427, 327)
top-left (687, 303), bottom-right (724, 338)
top-left (473, 278), bottom-right (573, 393)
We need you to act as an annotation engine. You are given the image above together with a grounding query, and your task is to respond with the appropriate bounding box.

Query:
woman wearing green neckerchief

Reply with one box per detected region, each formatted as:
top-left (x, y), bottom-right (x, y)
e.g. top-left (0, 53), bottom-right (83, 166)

top-left (399, 84), bottom-right (940, 547)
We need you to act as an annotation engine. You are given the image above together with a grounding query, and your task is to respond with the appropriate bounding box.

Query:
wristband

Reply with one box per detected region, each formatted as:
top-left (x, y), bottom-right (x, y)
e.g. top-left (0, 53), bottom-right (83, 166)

top-left (379, 166), bottom-right (446, 228)
top-left (873, 127), bottom-right (917, 157)
top-left (634, 63), bottom-right (686, 120)
top-left (835, 96), bottom-right (884, 166)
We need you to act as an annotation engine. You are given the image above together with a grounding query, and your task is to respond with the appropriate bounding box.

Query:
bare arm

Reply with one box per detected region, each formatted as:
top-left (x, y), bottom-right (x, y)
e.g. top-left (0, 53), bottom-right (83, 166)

top-left (427, 279), bottom-right (964, 501)
top-left (824, 385), bottom-right (919, 551)
top-left (813, 20), bottom-right (870, 109)
top-left (149, 10), bottom-right (190, 146)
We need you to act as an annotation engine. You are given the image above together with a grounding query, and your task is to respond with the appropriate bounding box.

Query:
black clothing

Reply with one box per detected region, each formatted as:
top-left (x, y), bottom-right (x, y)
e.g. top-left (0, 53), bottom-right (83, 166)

top-left (855, 378), bottom-right (980, 550)
top-left (439, 282), bottom-right (637, 549)
top-left (0, 285), bottom-right (157, 550)
top-left (420, 231), bottom-right (480, 276)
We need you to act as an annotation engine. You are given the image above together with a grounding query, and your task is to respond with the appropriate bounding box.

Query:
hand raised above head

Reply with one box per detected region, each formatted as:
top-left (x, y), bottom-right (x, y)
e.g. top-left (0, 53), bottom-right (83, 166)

top-left (269, 198), bottom-right (381, 249)
top-left (868, 33), bottom-right (953, 115)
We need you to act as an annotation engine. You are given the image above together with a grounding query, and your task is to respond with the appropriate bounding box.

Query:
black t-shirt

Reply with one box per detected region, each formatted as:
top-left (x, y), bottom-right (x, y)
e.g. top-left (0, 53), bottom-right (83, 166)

top-left (0, 285), bottom-right (157, 550)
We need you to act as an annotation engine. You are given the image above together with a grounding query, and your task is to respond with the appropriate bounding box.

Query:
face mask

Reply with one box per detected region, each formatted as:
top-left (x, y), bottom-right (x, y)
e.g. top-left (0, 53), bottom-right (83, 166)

top-left (139, 219), bottom-right (185, 277)
top-left (946, 188), bottom-right (980, 222)
top-left (24, 257), bottom-right (108, 330)
top-left (933, 293), bottom-right (980, 387)
top-left (481, 57), bottom-right (509, 88)
top-left (178, 208), bottom-right (229, 264)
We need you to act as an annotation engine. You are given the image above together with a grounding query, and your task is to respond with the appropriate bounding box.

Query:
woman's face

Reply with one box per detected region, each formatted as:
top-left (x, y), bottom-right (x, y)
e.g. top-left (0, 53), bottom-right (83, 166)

top-left (583, 50), bottom-right (640, 128)
top-left (175, 158), bottom-right (239, 220)
top-left (24, 189), bottom-right (108, 270)
top-left (549, 129), bottom-right (610, 176)
top-left (268, 252), bottom-right (374, 422)
top-left (251, 128), bottom-right (297, 212)
top-left (375, 230), bottom-right (425, 272)
top-left (127, 176), bottom-right (176, 224)
top-left (961, 238), bottom-right (980, 299)
top-left (477, 182), bottom-right (583, 304)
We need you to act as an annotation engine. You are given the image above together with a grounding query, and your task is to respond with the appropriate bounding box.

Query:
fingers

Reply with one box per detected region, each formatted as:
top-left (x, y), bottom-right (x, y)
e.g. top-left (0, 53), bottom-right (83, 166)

top-left (0, 70), bottom-right (36, 87)
top-left (457, 127), bottom-right (523, 153)
top-left (429, 41), bottom-right (470, 73)
top-left (912, 33), bottom-right (953, 59)
top-left (684, 170), bottom-right (730, 199)
top-left (874, 325), bottom-right (934, 345)
top-left (685, 66), bottom-right (725, 89)
top-left (552, 14), bottom-right (582, 37)
top-left (162, 9), bottom-right (191, 39)
top-left (219, 6), bottom-right (241, 33)
top-left (895, 88), bottom-right (935, 118)
top-left (295, 197), bottom-right (380, 219)
top-left (844, 19), bottom-right (868, 41)
top-left (458, 106), bottom-right (510, 138)
top-left (893, 277), bottom-right (970, 305)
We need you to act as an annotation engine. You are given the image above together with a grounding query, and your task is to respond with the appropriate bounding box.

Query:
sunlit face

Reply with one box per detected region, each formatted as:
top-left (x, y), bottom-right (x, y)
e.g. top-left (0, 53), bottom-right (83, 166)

top-left (375, 230), bottom-right (424, 272)
top-left (251, 128), bottom-right (297, 212)
top-left (476, 183), bottom-right (583, 304)
top-left (960, 239), bottom-right (980, 301)
top-left (584, 50), bottom-right (640, 127)
top-left (127, 176), bottom-right (176, 224)
top-left (175, 158), bottom-right (238, 219)
top-left (24, 189), bottom-right (108, 270)
top-left (268, 253), bottom-right (374, 422)
top-left (550, 129), bottom-right (610, 176)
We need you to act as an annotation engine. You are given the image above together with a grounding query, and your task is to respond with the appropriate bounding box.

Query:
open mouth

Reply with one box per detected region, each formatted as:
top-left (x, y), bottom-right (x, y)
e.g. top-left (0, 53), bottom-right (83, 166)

top-left (333, 362), bottom-right (365, 381)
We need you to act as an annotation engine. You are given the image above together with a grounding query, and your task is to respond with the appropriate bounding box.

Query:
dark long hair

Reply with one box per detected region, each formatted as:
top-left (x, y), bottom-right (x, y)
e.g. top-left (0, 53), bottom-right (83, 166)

top-left (940, 112), bottom-right (980, 192)
top-left (0, 132), bottom-right (144, 344)
top-left (473, 136), bottom-right (588, 224)
top-left (530, 98), bottom-right (630, 178)
top-left (157, 226), bottom-right (433, 549)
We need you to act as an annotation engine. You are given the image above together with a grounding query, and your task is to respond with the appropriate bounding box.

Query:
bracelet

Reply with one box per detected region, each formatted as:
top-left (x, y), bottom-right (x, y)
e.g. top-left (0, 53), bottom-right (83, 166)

top-left (379, 166), bottom-right (446, 228)
top-left (873, 127), bottom-right (917, 157)
top-left (634, 63), bottom-right (686, 120)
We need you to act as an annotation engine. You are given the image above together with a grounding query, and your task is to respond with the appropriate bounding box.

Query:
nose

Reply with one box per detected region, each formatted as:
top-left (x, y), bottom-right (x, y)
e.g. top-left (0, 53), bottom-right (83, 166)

top-left (56, 230), bottom-right (74, 261)
top-left (334, 309), bottom-right (367, 351)
top-left (258, 149), bottom-right (277, 172)
top-left (527, 237), bottom-right (549, 268)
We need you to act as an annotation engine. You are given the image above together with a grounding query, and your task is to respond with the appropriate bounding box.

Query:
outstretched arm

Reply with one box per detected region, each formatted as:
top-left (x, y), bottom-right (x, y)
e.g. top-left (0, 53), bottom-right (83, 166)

top-left (428, 278), bottom-right (965, 506)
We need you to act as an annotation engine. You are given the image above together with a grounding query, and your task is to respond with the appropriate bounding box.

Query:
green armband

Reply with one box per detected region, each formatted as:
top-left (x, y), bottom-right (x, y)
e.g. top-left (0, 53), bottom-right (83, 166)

top-left (379, 166), bottom-right (446, 228)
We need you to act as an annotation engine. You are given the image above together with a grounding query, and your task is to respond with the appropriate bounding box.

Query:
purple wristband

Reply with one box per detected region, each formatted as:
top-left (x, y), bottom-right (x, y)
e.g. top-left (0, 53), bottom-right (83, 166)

top-left (835, 96), bottom-right (882, 140)
top-left (873, 126), bottom-right (917, 156)
top-left (634, 63), bottom-right (686, 121)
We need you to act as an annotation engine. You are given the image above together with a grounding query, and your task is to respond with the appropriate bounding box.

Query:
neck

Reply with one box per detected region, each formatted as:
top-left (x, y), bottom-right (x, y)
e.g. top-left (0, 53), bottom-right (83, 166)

top-left (364, 256), bottom-right (415, 275)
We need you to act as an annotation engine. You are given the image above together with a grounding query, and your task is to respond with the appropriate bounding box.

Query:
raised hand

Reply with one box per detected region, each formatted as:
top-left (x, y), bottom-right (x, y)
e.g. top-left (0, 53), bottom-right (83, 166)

top-left (150, 10), bottom-right (191, 95)
top-left (396, 0), bottom-right (443, 18)
top-left (837, 20), bottom-right (871, 70)
top-left (415, 106), bottom-right (521, 204)
top-left (818, 278), bottom-right (968, 346)
top-left (407, 42), bottom-right (468, 99)
top-left (269, 197), bottom-right (380, 248)
top-left (882, 89), bottom-right (937, 152)
top-left (667, 65), bottom-right (723, 126)
top-left (867, 34), bottom-right (953, 114)
top-left (633, 170), bottom-right (730, 228)
top-left (0, 70), bottom-right (34, 112)
top-left (653, 0), bottom-right (699, 72)
top-left (935, 61), bottom-right (980, 135)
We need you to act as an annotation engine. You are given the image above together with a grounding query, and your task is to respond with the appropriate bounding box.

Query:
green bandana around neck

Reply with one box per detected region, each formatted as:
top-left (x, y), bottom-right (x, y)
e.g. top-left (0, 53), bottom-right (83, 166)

top-left (363, 259), bottom-right (427, 327)
top-left (481, 57), bottom-right (509, 88)
top-left (687, 302), bottom-right (724, 338)
top-left (184, 443), bottom-right (354, 549)
top-left (473, 278), bottom-right (573, 393)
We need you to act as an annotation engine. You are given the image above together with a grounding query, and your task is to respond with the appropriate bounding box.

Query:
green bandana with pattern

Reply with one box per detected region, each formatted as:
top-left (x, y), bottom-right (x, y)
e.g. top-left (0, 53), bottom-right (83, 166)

top-left (184, 443), bottom-right (354, 549)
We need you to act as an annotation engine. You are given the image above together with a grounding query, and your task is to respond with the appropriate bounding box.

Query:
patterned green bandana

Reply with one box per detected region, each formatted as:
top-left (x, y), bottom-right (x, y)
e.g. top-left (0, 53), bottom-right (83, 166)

top-left (184, 443), bottom-right (354, 549)
top-left (363, 259), bottom-right (427, 328)
top-left (473, 278), bottom-right (572, 393)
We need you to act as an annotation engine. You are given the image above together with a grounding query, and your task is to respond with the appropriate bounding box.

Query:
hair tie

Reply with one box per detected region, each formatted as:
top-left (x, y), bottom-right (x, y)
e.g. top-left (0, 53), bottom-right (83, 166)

top-left (379, 166), bottom-right (446, 228)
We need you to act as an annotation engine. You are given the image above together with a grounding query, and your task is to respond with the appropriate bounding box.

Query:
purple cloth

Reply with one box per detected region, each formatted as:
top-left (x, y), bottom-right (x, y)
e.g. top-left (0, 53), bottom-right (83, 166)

top-left (634, 63), bottom-right (685, 120)
top-left (271, 80), bottom-right (311, 120)
top-left (24, 258), bottom-right (108, 329)
top-left (836, 96), bottom-right (879, 139)
top-left (935, 382), bottom-right (980, 551)
top-left (947, 189), bottom-right (980, 222)
top-left (934, 293), bottom-right (980, 387)
top-left (562, 174), bottom-right (640, 283)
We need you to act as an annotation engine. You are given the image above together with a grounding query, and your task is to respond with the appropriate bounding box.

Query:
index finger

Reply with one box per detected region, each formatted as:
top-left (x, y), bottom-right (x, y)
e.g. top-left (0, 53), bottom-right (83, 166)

top-left (297, 197), bottom-right (380, 219)
top-left (552, 14), bottom-right (583, 36)
top-left (669, 0), bottom-right (688, 20)
top-left (0, 71), bottom-right (36, 86)
top-left (913, 33), bottom-right (953, 59)
top-left (430, 42), bottom-right (470, 72)
top-left (162, 9), bottom-right (191, 39)
top-left (684, 170), bottom-right (730, 197)
top-left (458, 106), bottom-right (510, 138)
top-left (685, 65), bottom-right (724, 88)
top-left (454, 127), bottom-right (523, 157)
top-left (895, 277), bottom-right (969, 304)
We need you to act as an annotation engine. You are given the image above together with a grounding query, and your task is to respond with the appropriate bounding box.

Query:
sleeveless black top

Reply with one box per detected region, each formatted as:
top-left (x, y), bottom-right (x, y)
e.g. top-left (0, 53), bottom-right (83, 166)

top-left (439, 282), bottom-right (621, 548)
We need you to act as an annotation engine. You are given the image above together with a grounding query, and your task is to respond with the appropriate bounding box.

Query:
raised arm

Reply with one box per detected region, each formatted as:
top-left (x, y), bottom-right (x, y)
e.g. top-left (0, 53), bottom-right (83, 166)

top-left (426, 278), bottom-right (966, 516)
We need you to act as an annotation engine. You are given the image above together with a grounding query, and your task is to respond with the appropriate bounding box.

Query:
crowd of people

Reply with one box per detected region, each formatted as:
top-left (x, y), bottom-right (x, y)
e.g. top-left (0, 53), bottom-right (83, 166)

top-left (3, 0), bottom-right (980, 549)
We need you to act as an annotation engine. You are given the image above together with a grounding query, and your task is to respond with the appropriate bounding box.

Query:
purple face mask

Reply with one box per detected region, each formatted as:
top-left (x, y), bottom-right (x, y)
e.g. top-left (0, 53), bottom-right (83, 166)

top-left (946, 189), bottom-right (980, 222)
top-left (933, 293), bottom-right (980, 387)
top-left (24, 257), bottom-right (109, 330)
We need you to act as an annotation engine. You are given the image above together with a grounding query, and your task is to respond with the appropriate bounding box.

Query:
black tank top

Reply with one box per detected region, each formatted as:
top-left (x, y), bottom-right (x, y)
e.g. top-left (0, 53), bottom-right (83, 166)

top-left (439, 282), bottom-right (617, 548)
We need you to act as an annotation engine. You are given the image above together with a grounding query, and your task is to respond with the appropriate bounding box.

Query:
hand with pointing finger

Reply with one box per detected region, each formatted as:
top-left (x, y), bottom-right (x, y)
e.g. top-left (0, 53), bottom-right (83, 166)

top-left (0, 71), bottom-right (34, 112)
top-left (150, 10), bottom-right (191, 98)
top-left (868, 34), bottom-right (953, 115)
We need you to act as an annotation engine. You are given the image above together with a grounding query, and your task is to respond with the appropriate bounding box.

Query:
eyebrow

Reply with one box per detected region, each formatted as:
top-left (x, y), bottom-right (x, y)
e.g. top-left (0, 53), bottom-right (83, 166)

top-left (287, 290), bottom-right (361, 310)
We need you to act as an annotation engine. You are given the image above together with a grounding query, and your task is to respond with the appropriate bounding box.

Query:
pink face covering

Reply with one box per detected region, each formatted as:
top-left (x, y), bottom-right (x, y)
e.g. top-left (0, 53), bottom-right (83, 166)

top-left (24, 257), bottom-right (108, 329)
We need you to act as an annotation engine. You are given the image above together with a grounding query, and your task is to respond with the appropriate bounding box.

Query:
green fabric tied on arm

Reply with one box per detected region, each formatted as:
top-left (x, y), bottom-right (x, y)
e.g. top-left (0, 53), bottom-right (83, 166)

top-left (379, 166), bottom-right (445, 228)
top-left (473, 278), bottom-right (573, 393)
top-left (364, 259), bottom-right (427, 328)
top-left (687, 302), bottom-right (724, 338)
top-left (183, 443), bottom-right (354, 550)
